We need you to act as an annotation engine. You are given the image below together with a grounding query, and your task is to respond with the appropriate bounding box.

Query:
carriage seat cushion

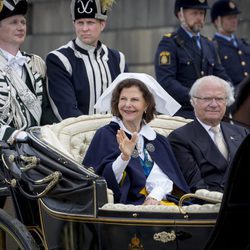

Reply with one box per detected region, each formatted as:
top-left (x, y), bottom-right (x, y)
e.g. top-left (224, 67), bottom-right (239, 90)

top-left (40, 114), bottom-right (192, 164)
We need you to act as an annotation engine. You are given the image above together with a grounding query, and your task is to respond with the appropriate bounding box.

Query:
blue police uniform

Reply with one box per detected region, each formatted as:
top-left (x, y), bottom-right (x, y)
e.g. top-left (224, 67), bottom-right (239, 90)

top-left (212, 38), bottom-right (250, 90)
top-left (154, 27), bottom-right (231, 119)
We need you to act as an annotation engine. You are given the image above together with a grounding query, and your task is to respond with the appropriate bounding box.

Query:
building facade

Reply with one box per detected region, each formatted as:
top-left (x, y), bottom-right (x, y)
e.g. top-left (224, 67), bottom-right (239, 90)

top-left (23, 0), bottom-right (250, 76)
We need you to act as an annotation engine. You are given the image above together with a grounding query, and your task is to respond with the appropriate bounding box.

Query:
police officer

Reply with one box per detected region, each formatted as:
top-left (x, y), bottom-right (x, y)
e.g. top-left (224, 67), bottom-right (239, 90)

top-left (211, 0), bottom-right (250, 89)
top-left (154, 0), bottom-right (231, 119)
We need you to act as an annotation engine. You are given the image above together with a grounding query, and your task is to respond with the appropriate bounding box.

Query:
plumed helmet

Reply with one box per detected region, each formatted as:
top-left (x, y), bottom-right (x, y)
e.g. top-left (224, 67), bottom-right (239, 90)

top-left (174, 0), bottom-right (209, 16)
top-left (70, 0), bottom-right (115, 21)
top-left (0, 0), bottom-right (28, 21)
top-left (210, 0), bottom-right (241, 23)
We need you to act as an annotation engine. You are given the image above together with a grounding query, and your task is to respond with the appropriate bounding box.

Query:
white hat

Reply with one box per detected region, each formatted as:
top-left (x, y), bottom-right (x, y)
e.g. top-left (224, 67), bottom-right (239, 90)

top-left (94, 73), bottom-right (181, 116)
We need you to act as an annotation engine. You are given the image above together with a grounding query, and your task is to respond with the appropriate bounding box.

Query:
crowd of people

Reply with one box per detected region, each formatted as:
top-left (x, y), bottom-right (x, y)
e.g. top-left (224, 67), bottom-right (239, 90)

top-left (0, 0), bottom-right (250, 207)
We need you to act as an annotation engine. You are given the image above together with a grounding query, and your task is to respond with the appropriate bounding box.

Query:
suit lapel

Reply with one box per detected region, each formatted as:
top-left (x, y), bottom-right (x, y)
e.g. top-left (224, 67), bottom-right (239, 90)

top-left (221, 122), bottom-right (244, 161)
top-left (192, 120), bottom-right (228, 171)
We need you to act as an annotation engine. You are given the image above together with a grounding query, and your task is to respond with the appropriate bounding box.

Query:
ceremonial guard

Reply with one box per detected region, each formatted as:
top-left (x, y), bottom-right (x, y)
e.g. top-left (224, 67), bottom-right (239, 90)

top-left (0, 0), bottom-right (58, 208)
top-left (46, 0), bottom-right (128, 120)
top-left (0, 0), bottom-right (57, 143)
top-left (154, 0), bottom-right (231, 119)
top-left (211, 0), bottom-right (250, 89)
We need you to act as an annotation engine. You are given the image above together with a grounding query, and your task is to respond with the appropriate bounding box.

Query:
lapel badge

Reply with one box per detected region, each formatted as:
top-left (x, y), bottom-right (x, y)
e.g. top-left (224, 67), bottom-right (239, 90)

top-left (146, 143), bottom-right (155, 152)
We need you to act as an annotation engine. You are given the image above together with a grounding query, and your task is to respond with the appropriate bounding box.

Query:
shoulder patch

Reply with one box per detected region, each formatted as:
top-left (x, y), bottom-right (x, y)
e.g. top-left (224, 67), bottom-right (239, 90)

top-left (159, 51), bottom-right (171, 65)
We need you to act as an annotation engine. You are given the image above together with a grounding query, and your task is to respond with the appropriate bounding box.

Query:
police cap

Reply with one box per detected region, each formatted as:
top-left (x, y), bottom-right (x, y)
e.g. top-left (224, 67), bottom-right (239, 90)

top-left (211, 0), bottom-right (241, 23)
top-left (174, 0), bottom-right (209, 16)
top-left (0, 0), bottom-right (28, 21)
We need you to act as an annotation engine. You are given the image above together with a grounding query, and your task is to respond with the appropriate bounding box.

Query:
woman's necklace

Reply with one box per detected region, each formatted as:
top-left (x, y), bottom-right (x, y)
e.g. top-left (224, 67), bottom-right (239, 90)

top-left (132, 138), bottom-right (143, 158)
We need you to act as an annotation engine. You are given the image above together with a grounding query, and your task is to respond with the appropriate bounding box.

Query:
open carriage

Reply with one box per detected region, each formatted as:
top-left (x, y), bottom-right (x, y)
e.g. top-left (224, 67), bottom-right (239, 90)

top-left (0, 114), bottom-right (250, 249)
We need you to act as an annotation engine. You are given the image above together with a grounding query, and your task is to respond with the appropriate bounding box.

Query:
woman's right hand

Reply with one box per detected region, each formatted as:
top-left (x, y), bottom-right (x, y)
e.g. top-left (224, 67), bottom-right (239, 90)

top-left (116, 129), bottom-right (138, 161)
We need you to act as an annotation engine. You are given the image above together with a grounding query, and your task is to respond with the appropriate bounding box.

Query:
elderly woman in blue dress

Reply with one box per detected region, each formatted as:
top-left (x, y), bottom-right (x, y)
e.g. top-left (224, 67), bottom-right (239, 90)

top-left (83, 73), bottom-right (189, 205)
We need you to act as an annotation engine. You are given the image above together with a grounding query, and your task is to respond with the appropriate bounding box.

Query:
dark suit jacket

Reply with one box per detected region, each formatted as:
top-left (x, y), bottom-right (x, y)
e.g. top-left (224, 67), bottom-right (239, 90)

top-left (168, 119), bottom-right (249, 192)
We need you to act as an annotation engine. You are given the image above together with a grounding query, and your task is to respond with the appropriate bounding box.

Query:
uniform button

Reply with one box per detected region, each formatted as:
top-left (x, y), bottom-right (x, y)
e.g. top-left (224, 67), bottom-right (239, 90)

top-left (6, 86), bottom-right (10, 90)
top-left (244, 72), bottom-right (248, 76)
top-left (187, 61), bottom-right (190, 65)
top-left (241, 61), bottom-right (246, 66)
top-left (7, 113), bottom-right (10, 116)
top-left (224, 55), bottom-right (228, 60)
top-left (201, 71), bottom-right (204, 75)
top-left (238, 50), bottom-right (242, 55)
top-left (212, 63), bottom-right (215, 66)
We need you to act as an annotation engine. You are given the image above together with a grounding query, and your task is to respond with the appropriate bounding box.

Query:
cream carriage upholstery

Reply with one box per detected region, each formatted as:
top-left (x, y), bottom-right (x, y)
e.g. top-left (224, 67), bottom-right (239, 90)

top-left (40, 114), bottom-right (222, 213)
top-left (40, 114), bottom-right (192, 164)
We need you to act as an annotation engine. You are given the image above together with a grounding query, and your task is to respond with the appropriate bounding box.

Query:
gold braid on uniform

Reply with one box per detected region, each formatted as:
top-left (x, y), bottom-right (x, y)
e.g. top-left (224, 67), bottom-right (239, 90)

top-left (30, 54), bottom-right (46, 79)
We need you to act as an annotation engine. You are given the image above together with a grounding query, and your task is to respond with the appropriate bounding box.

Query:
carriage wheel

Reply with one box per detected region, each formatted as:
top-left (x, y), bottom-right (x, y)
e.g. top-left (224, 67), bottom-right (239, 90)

top-left (0, 208), bottom-right (39, 250)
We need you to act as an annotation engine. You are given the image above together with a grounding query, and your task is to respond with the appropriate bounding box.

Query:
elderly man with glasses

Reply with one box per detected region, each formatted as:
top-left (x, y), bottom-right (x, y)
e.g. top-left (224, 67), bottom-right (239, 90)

top-left (168, 75), bottom-right (248, 193)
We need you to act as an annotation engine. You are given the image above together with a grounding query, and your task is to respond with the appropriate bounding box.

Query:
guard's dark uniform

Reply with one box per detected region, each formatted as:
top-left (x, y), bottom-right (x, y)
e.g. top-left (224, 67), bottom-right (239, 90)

top-left (212, 36), bottom-right (250, 88)
top-left (210, 0), bottom-right (250, 89)
top-left (154, 27), bottom-right (231, 119)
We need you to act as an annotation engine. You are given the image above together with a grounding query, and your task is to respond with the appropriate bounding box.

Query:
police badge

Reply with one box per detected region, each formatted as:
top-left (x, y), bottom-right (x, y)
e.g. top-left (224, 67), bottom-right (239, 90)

top-left (229, 1), bottom-right (236, 9)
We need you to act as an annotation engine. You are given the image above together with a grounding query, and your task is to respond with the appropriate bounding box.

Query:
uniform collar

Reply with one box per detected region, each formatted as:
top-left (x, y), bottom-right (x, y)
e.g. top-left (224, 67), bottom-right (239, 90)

top-left (0, 48), bottom-right (24, 63)
top-left (215, 33), bottom-right (235, 42)
top-left (75, 37), bottom-right (102, 53)
top-left (181, 26), bottom-right (201, 39)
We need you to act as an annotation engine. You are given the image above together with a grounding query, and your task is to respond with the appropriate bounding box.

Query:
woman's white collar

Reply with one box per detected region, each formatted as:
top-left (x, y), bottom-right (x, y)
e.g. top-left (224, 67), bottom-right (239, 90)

top-left (112, 116), bottom-right (156, 140)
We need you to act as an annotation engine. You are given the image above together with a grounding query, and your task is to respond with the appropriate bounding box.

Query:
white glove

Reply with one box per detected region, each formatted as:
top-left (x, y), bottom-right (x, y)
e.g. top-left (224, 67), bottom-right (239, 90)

top-left (15, 131), bottom-right (28, 140)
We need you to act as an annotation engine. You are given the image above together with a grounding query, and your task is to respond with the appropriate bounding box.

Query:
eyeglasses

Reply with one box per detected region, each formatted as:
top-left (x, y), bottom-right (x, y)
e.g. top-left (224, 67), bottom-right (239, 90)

top-left (193, 96), bottom-right (228, 104)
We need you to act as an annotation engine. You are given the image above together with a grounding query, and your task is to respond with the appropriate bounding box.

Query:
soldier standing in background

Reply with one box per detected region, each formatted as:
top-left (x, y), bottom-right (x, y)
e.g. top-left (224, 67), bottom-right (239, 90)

top-left (154, 0), bottom-right (231, 119)
top-left (211, 0), bottom-right (250, 90)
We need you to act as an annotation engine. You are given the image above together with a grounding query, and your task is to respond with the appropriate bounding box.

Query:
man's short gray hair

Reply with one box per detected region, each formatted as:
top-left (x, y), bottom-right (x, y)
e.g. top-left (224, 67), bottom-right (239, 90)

top-left (189, 75), bottom-right (235, 106)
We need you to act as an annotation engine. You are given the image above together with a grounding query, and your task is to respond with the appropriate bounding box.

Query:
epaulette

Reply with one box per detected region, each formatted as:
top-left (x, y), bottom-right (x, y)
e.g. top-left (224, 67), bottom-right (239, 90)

top-left (30, 54), bottom-right (46, 78)
top-left (164, 32), bottom-right (176, 38)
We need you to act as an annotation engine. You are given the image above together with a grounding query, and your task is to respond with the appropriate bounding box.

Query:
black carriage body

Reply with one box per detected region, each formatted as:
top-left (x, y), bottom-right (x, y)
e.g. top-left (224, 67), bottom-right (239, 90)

top-left (39, 199), bottom-right (217, 250)
top-left (12, 128), bottom-right (217, 250)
